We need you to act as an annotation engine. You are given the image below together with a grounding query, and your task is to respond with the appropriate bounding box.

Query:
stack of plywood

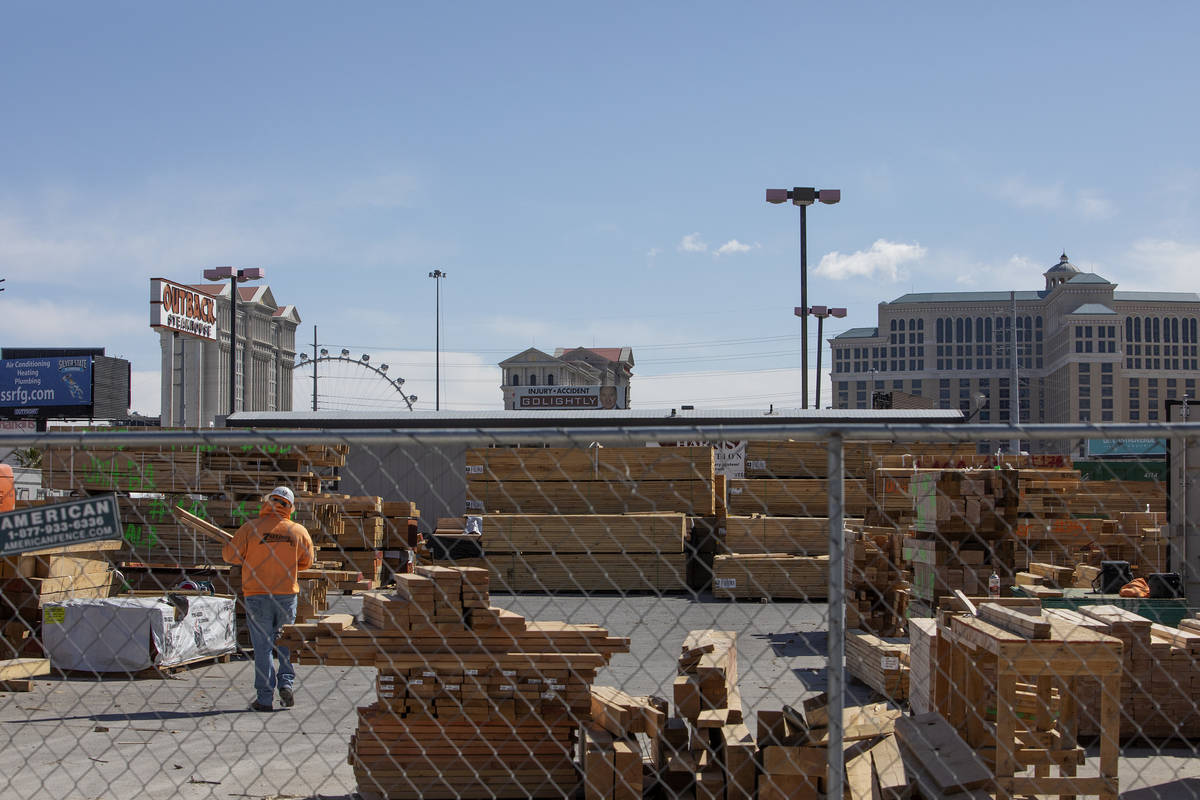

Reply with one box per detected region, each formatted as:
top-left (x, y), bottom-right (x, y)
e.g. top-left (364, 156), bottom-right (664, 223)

top-left (280, 564), bottom-right (629, 800)
top-left (475, 513), bottom-right (689, 593)
top-left (465, 446), bottom-right (715, 516)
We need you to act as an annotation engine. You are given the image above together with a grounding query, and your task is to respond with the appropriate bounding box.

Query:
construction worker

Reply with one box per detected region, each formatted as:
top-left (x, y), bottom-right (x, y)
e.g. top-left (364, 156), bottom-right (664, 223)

top-left (223, 486), bottom-right (314, 712)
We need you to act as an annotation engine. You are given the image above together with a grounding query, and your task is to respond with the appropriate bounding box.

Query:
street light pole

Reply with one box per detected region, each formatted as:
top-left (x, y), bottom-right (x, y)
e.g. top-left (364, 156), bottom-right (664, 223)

top-left (203, 266), bottom-right (265, 418)
top-left (428, 270), bottom-right (446, 410)
top-left (766, 187), bottom-right (841, 409)
top-left (799, 305), bottom-right (847, 409)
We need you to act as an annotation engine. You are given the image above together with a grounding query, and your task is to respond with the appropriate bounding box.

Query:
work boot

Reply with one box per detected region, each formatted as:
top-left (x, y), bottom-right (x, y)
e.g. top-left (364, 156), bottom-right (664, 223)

top-left (249, 700), bottom-right (273, 712)
top-left (278, 688), bottom-right (295, 708)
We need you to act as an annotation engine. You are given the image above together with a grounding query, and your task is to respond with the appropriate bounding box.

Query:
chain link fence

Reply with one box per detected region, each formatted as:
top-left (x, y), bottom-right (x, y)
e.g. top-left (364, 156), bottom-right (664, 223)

top-left (1, 422), bottom-right (1198, 799)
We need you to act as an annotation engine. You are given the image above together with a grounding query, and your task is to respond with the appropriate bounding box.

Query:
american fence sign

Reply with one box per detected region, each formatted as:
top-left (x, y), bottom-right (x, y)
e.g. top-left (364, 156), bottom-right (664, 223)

top-left (0, 494), bottom-right (122, 555)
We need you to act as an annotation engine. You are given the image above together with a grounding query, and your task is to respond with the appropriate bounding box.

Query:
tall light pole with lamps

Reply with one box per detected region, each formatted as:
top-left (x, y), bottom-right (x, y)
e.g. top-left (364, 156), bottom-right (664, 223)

top-left (766, 187), bottom-right (841, 409)
top-left (797, 305), bottom-right (847, 409)
top-left (203, 266), bottom-right (265, 417)
top-left (428, 270), bottom-right (446, 410)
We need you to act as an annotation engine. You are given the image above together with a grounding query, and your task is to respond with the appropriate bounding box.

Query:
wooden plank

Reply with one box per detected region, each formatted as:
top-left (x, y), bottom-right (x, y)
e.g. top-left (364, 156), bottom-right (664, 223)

top-left (171, 506), bottom-right (234, 543)
top-left (977, 603), bottom-right (1051, 639)
top-left (869, 734), bottom-right (908, 799)
top-left (0, 658), bottom-right (50, 681)
top-left (894, 712), bottom-right (992, 793)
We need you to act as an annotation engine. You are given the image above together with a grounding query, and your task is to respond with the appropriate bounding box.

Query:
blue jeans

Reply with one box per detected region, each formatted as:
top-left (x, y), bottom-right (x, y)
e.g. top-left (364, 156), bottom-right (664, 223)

top-left (243, 594), bottom-right (297, 706)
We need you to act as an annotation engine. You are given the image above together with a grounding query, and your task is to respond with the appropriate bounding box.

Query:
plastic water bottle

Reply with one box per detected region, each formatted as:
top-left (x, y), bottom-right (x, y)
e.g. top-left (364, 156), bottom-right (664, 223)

top-left (989, 570), bottom-right (1001, 598)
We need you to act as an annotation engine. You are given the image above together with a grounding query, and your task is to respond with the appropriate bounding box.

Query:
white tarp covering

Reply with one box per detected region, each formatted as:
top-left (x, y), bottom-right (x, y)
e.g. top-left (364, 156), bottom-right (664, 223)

top-left (42, 595), bottom-right (236, 672)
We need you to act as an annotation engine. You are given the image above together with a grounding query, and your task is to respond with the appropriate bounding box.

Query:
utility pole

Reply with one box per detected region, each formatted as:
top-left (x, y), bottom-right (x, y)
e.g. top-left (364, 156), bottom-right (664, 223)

top-left (312, 325), bottom-right (318, 411)
top-left (1010, 290), bottom-right (1020, 455)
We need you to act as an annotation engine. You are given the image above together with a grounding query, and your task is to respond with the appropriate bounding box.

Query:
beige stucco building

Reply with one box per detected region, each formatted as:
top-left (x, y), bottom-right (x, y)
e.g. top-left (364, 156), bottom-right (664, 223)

top-left (156, 283), bottom-right (299, 426)
top-left (830, 254), bottom-right (1199, 451)
top-left (498, 347), bottom-right (634, 410)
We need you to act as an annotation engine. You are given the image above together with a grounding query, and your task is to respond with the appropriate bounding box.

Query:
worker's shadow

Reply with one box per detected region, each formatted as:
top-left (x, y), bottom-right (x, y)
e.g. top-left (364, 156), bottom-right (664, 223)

top-left (10, 709), bottom-right (250, 725)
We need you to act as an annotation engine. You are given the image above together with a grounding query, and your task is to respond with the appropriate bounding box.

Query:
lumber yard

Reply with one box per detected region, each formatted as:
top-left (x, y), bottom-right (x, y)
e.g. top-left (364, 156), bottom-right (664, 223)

top-left (1, 434), bottom-right (1198, 799)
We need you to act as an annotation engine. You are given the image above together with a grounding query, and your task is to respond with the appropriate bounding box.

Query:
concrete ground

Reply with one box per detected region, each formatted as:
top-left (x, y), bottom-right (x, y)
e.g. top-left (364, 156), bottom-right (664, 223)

top-left (1, 594), bottom-right (1197, 799)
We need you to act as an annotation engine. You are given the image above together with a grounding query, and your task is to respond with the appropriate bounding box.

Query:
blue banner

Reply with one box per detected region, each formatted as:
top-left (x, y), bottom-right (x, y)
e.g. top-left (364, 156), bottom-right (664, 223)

top-left (0, 357), bottom-right (93, 411)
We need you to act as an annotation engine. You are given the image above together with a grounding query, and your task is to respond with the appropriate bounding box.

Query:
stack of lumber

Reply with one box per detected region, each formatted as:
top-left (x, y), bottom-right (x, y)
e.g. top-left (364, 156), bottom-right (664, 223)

top-left (465, 446), bottom-right (716, 515)
top-left (711, 554), bottom-right (828, 600)
top-left (906, 469), bottom-right (1018, 612)
top-left (40, 444), bottom-right (341, 496)
top-left (725, 478), bottom-right (872, 518)
top-left (846, 629), bottom-right (909, 701)
top-left (745, 441), bottom-right (978, 480)
top-left (1013, 561), bottom-right (1073, 599)
top-left (278, 565), bottom-right (629, 800)
top-left (0, 656), bottom-right (50, 692)
top-left (473, 513), bottom-right (689, 593)
top-left (0, 539), bottom-right (119, 622)
top-left (720, 516), bottom-right (828, 556)
top-left (845, 525), bottom-right (906, 635)
top-left (584, 688), bottom-right (669, 799)
top-left (712, 516), bottom-right (830, 602)
top-left (756, 696), bottom-right (906, 800)
top-left (906, 618), bottom-right (939, 715)
top-left (654, 630), bottom-right (755, 799)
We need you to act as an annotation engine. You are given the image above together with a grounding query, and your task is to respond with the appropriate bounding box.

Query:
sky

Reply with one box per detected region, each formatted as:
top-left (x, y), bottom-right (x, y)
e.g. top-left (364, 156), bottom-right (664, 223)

top-left (2, 2), bottom-right (1199, 416)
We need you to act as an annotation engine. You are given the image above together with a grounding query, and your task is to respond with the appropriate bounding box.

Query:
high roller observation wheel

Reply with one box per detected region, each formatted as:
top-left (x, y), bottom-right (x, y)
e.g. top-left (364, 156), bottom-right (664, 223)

top-left (294, 351), bottom-right (418, 411)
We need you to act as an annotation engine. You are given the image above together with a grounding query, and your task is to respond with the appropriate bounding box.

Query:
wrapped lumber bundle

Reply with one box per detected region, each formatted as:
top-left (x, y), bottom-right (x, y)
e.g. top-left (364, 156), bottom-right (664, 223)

top-left (902, 538), bottom-right (994, 610)
top-left (845, 629), bottom-right (909, 701)
top-left (278, 565), bottom-right (631, 800)
top-left (472, 513), bottom-right (689, 593)
top-left (711, 554), bottom-right (828, 600)
top-left (466, 446), bottom-right (716, 515)
top-left (41, 446), bottom-right (219, 494)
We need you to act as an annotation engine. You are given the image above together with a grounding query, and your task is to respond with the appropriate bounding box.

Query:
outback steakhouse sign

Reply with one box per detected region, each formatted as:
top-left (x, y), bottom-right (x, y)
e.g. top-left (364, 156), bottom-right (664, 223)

top-left (150, 278), bottom-right (219, 341)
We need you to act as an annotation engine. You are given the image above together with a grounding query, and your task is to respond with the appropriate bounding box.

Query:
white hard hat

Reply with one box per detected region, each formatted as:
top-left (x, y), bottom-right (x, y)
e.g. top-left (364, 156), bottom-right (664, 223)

top-left (267, 486), bottom-right (295, 506)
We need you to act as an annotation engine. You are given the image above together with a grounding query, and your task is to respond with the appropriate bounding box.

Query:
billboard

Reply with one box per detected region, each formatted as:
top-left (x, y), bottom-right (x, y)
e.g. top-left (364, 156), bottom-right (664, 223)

top-left (150, 277), bottom-right (219, 341)
top-left (0, 357), bottom-right (92, 417)
top-left (1086, 438), bottom-right (1167, 458)
top-left (513, 385), bottom-right (627, 409)
top-left (0, 354), bottom-right (130, 421)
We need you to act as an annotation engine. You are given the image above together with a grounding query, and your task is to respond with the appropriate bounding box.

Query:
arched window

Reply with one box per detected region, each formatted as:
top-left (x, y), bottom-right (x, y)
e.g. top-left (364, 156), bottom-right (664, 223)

top-left (1153, 318), bottom-right (1160, 342)
top-left (529, 374), bottom-right (538, 386)
top-left (546, 374), bottom-right (555, 386)
top-left (936, 318), bottom-right (943, 342)
top-left (917, 318), bottom-right (924, 330)
top-left (1191, 319), bottom-right (1198, 342)
top-left (1126, 317), bottom-right (1134, 342)
top-left (512, 374), bottom-right (520, 386)
top-left (985, 317), bottom-right (992, 341)
top-left (965, 318), bottom-right (973, 343)
top-left (955, 318), bottom-right (963, 341)
top-left (1172, 318), bottom-right (1179, 343)
top-left (898, 318), bottom-right (905, 331)
top-left (1134, 317), bottom-right (1141, 341)
top-left (975, 317), bottom-right (983, 341)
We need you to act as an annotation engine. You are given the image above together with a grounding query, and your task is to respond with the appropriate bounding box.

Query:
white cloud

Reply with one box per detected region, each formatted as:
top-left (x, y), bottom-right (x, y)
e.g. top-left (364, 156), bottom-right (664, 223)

top-left (714, 239), bottom-right (755, 257)
top-left (677, 233), bottom-right (708, 253)
top-left (814, 239), bottom-right (926, 281)
top-left (996, 176), bottom-right (1065, 210)
top-left (1077, 189), bottom-right (1115, 220)
top-left (1121, 239), bottom-right (1200, 292)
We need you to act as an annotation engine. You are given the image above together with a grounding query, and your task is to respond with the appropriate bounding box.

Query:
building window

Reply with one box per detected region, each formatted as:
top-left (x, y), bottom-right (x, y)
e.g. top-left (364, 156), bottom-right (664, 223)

top-left (529, 374), bottom-right (538, 386)
top-left (511, 375), bottom-right (520, 386)
top-left (546, 374), bottom-right (555, 385)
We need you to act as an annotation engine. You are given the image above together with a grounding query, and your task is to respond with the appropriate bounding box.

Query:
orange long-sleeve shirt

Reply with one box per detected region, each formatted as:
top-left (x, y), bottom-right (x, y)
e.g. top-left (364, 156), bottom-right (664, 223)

top-left (222, 504), bottom-right (314, 596)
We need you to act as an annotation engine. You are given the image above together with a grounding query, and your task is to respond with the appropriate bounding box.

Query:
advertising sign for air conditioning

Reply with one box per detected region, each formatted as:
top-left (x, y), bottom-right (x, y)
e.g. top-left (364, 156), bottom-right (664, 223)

top-left (150, 277), bottom-right (219, 341)
top-left (513, 385), bottom-right (626, 409)
top-left (0, 357), bottom-right (93, 418)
